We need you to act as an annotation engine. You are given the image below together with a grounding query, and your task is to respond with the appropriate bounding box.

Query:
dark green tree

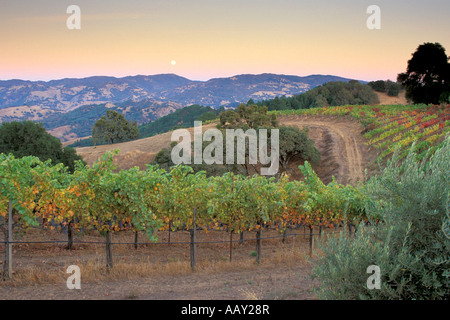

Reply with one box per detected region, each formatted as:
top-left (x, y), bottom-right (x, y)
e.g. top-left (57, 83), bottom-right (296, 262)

top-left (219, 103), bottom-right (277, 130)
top-left (92, 110), bottom-right (139, 145)
top-left (385, 80), bottom-right (402, 97)
top-left (397, 42), bottom-right (450, 104)
top-left (0, 121), bottom-right (83, 172)
top-left (278, 126), bottom-right (320, 174)
top-left (368, 80), bottom-right (387, 92)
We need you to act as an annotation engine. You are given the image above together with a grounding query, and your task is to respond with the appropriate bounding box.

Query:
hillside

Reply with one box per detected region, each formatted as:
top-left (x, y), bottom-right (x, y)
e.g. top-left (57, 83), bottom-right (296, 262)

top-left (75, 115), bottom-right (377, 185)
top-left (44, 99), bottom-right (185, 141)
top-left (376, 90), bottom-right (408, 105)
top-left (0, 73), bottom-right (361, 142)
top-left (75, 102), bottom-right (450, 185)
top-left (0, 74), bottom-right (194, 111)
top-left (0, 73), bottom-right (357, 111)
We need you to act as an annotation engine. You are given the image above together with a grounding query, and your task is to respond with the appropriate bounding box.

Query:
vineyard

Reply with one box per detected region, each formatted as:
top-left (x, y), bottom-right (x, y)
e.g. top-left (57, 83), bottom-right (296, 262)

top-left (275, 103), bottom-right (450, 162)
top-left (1, 105), bottom-right (449, 299)
top-left (1, 149), bottom-right (368, 277)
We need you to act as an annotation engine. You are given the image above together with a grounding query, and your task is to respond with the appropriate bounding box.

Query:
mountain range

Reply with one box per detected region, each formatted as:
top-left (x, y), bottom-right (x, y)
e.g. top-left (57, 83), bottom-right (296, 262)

top-left (0, 73), bottom-right (359, 141)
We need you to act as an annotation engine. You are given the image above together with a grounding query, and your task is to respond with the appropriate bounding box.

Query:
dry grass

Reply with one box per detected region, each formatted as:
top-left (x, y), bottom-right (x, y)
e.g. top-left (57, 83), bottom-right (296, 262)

top-left (0, 227), bottom-right (318, 288)
top-left (239, 287), bottom-right (261, 300)
top-left (376, 91), bottom-right (409, 105)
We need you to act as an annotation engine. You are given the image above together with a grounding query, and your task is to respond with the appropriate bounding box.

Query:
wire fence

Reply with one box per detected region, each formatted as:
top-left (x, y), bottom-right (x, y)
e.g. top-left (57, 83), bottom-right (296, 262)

top-left (1, 224), bottom-right (348, 280)
top-left (0, 229), bottom-right (341, 246)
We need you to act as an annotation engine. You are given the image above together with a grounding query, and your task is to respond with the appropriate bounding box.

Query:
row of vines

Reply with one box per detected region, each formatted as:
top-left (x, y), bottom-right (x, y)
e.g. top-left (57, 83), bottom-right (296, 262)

top-left (274, 103), bottom-right (450, 162)
top-left (1, 150), bottom-right (368, 276)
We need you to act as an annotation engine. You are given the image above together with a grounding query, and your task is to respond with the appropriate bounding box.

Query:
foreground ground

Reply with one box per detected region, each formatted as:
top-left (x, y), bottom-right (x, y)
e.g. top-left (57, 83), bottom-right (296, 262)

top-left (0, 228), bottom-right (326, 300)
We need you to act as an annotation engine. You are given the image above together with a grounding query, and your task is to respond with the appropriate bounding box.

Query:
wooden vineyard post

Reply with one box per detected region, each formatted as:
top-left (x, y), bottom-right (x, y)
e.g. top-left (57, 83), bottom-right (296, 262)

top-left (256, 225), bottom-right (262, 264)
top-left (309, 226), bottom-right (314, 256)
top-left (105, 230), bottom-right (113, 272)
top-left (134, 231), bottom-right (139, 250)
top-left (282, 227), bottom-right (287, 244)
top-left (239, 231), bottom-right (244, 245)
top-left (229, 230), bottom-right (233, 263)
top-left (168, 220), bottom-right (172, 245)
top-left (319, 219), bottom-right (323, 237)
top-left (8, 200), bottom-right (13, 279)
top-left (190, 208), bottom-right (197, 271)
top-left (3, 200), bottom-right (13, 280)
top-left (67, 221), bottom-right (73, 250)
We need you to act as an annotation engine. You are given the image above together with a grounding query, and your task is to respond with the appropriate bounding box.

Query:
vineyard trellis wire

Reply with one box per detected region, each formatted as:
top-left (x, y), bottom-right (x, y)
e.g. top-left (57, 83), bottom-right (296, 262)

top-left (0, 226), bottom-right (344, 274)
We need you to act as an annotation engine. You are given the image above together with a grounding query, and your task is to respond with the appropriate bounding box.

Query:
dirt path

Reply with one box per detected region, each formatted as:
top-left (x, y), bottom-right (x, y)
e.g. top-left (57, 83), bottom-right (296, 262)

top-left (1, 264), bottom-right (316, 300)
top-left (279, 115), bottom-right (376, 185)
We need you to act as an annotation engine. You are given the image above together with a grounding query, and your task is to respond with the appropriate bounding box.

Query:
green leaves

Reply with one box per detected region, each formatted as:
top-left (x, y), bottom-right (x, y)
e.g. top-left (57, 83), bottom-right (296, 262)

top-left (92, 110), bottom-right (139, 145)
top-left (1, 148), bottom-right (373, 242)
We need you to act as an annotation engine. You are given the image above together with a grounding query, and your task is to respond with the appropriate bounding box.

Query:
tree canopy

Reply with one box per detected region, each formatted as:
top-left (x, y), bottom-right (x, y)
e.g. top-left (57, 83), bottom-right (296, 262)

top-left (256, 81), bottom-right (379, 111)
top-left (368, 80), bottom-right (402, 97)
top-left (218, 103), bottom-right (277, 129)
top-left (92, 110), bottom-right (139, 145)
top-left (278, 126), bottom-right (320, 174)
top-left (0, 120), bottom-right (83, 172)
top-left (153, 105), bottom-right (320, 178)
top-left (397, 42), bottom-right (450, 104)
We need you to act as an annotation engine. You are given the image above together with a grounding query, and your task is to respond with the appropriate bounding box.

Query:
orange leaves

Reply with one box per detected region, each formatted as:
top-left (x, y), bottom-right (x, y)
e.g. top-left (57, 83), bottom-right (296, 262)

top-left (68, 185), bottom-right (82, 197)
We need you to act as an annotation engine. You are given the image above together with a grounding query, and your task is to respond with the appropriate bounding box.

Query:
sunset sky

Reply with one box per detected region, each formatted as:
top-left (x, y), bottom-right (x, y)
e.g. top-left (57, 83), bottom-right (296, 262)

top-left (1, 0), bottom-right (449, 82)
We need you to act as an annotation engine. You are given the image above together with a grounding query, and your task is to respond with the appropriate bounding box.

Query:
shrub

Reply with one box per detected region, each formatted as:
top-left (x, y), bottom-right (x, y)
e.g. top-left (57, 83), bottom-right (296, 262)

top-left (386, 81), bottom-right (402, 97)
top-left (309, 137), bottom-right (450, 299)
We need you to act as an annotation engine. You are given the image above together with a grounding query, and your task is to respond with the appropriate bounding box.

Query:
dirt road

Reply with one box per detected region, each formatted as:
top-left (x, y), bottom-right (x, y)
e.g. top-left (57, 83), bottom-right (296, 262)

top-left (279, 115), bottom-right (376, 185)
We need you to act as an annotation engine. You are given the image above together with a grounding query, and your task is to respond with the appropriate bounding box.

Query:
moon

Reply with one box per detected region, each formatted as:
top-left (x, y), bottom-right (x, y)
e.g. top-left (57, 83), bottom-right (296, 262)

top-left (171, 60), bottom-right (176, 66)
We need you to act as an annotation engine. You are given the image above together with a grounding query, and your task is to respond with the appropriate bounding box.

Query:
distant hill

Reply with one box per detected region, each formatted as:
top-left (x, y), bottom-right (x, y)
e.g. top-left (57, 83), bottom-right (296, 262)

top-left (44, 99), bottom-right (184, 141)
top-left (0, 73), bottom-right (361, 141)
top-left (69, 80), bottom-right (377, 147)
top-left (160, 74), bottom-right (355, 107)
top-left (0, 74), bottom-right (193, 111)
top-left (138, 104), bottom-right (220, 138)
top-left (68, 104), bottom-right (220, 148)
top-left (0, 73), bottom-right (357, 111)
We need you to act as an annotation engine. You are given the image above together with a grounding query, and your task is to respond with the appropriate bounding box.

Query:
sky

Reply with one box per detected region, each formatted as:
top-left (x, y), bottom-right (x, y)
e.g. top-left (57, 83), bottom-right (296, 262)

top-left (0, 0), bottom-right (449, 82)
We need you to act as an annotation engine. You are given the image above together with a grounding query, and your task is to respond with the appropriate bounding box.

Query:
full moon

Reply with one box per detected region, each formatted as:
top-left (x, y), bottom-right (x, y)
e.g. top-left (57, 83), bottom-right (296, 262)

top-left (171, 60), bottom-right (176, 66)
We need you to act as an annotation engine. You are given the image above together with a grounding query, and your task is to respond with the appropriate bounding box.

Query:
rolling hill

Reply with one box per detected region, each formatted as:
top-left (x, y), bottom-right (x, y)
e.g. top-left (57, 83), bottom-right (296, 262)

top-left (0, 73), bottom-right (359, 141)
top-left (0, 73), bottom-right (356, 111)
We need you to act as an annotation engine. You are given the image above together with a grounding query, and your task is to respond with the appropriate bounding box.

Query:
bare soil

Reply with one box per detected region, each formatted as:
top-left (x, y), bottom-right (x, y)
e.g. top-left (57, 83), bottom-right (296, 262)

top-left (279, 115), bottom-right (379, 185)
